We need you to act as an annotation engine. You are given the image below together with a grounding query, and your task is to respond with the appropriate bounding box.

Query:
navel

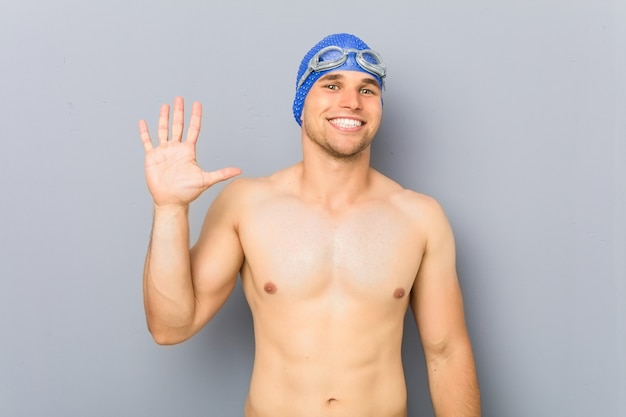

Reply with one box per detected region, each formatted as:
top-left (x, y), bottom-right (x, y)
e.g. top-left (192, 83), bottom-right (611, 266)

top-left (393, 287), bottom-right (406, 299)
top-left (263, 282), bottom-right (277, 294)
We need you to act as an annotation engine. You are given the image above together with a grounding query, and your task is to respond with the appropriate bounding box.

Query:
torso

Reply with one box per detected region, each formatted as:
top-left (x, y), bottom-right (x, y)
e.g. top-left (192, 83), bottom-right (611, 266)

top-left (234, 165), bottom-right (430, 417)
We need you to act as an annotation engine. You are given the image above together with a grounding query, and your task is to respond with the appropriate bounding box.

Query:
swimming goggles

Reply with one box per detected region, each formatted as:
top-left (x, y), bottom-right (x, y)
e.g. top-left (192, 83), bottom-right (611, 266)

top-left (296, 46), bottom-right (387, 89)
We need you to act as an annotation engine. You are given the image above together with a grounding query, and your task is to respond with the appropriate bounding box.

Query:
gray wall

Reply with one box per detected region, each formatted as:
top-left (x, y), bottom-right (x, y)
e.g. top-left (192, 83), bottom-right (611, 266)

top-left (1, 1), bottom-right (624, 416)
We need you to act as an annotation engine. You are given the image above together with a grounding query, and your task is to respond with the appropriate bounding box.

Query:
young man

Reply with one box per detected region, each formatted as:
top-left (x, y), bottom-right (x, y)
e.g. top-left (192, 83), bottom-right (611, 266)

top-left (138, 33), bottom-right (481, 417)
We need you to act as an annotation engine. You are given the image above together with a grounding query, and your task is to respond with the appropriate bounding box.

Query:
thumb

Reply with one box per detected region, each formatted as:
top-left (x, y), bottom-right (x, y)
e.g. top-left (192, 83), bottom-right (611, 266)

top-left (202, 167), bottom-right (242, 188)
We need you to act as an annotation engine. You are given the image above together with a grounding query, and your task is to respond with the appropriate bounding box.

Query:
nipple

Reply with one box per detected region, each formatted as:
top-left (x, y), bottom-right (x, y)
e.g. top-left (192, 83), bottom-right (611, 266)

top-left (264, 282), bottom-right (277, 294)
top-left (393, 288), bottom-right (405, 299)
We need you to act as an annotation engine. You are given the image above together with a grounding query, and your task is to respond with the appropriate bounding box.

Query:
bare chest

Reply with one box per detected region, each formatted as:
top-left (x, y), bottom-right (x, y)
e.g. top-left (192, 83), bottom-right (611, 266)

top-left (239, 200), bottom-right (425, 299)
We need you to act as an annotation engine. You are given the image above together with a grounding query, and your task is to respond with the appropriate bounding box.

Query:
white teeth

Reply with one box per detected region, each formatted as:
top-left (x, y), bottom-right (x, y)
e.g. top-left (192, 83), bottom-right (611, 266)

top-left (330, 118), bottom-right (362, 128)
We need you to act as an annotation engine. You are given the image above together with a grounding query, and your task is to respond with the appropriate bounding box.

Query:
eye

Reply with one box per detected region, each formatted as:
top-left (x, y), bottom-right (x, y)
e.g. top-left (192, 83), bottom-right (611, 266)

top-left (326, 84), bottom-right (339, 90)
top-left (360, 88), bottom-right (374, 95)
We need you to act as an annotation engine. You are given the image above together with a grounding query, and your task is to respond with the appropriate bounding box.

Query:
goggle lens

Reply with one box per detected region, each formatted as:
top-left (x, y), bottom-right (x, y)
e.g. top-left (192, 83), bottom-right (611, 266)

top-left (297, 46), bottom-right (386, 89)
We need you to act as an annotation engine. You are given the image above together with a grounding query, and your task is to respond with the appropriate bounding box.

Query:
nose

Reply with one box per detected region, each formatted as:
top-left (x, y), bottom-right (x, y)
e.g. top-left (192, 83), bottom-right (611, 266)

top-left (338, 88), bottom-right (362, 110)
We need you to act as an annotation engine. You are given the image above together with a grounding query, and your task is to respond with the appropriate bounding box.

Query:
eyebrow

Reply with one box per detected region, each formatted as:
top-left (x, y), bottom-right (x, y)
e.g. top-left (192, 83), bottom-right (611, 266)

top-left (361, 78), bottom-right (380, 88)
top-left (319, 73), bottom-right (344, 82)
top-left (318, 73), bottom-right (380, 88)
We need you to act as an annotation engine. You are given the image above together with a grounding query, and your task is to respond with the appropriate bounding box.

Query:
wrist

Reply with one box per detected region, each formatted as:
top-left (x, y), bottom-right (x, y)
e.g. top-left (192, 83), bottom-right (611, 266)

top-left (153, 203), bottom-right (189, 217)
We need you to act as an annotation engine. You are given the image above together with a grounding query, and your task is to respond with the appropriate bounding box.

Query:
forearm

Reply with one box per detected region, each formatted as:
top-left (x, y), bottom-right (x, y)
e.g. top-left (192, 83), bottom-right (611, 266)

top-left (427, 343), bottom-right (481, 417)
top-left (143, 204), bottom-right (196, 343)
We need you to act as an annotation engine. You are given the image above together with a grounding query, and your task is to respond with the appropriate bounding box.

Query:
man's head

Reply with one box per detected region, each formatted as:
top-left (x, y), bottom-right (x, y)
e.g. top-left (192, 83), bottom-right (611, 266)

top-left (292, 33), bottom-right (386, 126)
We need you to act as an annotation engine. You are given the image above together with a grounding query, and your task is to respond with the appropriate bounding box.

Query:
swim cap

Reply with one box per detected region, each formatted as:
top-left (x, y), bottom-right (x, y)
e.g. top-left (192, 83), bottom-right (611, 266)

top-left (292, 33), bottom-right (386, 126)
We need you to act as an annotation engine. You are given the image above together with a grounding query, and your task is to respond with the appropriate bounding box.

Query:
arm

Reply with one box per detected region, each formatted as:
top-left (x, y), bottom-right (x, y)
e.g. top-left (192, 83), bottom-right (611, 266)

top-left (410, 198), bottom-right (481, 417)
top-left (139, 97), bottom-right (242, 345)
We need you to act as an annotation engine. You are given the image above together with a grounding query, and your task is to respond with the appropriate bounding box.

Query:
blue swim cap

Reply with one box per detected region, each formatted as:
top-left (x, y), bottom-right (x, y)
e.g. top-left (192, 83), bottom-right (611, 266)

top-left (292, 33), bottom-right (385, 126)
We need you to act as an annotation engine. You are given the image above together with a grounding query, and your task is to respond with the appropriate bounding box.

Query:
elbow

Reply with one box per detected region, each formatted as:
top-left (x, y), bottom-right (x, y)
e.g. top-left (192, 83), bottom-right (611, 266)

top-left (424, 337), bottom-right (452, 360)
top-left (144, 305), bottom-right (196, 345)
top-left (424, 335), bottom-right (473, 365)
top-left (146, 321), bottom-right (192, 346)
top-left (150, 330), bottom-right (184, 346)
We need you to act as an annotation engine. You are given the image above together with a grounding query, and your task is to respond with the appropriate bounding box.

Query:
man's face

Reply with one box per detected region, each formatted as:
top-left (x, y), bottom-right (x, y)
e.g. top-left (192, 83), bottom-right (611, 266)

top-left (301, 70), bottom-right (383, 160)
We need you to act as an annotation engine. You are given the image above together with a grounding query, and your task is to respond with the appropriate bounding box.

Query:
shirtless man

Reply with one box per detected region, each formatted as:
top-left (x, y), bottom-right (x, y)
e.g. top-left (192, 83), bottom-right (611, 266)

top-left (139, 33), bottom-right (481, 417)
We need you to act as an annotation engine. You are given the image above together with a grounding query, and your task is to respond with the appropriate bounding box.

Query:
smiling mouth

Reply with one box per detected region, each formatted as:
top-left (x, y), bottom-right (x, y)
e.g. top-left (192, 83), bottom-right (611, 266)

top-left (329, 118), bottom-right (363, 129)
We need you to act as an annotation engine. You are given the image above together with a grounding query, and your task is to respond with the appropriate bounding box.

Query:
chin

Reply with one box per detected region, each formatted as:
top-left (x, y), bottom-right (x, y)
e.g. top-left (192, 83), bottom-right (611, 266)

top-left (325, 142), bottom-right (371, 160)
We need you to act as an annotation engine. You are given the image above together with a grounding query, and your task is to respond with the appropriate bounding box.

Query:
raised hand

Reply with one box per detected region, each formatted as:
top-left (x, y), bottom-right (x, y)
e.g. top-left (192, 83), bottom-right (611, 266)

top-left (138, 97), bottom-right (241, 207)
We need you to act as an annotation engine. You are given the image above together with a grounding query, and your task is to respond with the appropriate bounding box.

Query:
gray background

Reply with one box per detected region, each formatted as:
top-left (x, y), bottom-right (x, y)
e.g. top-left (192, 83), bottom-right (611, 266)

top-left (1, 1), bottom-right (624, 416)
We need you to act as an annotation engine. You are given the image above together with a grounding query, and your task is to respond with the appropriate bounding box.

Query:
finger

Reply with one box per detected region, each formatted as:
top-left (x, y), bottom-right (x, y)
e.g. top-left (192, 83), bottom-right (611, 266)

top-left (171, 97), bottom-right (184, 142)
top-left (138, 120), bottom-right (153, 152)
top-left (157, 103), bottom-right (170, 144)
top-left (201, 167), bottom-right (242, 188)
top-left (185, 102), bottom-right (202, 144)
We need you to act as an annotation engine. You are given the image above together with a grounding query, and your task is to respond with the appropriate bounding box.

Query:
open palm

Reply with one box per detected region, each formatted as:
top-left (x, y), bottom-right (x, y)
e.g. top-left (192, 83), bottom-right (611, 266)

top-left (138, 97), bottom-right (241, 206)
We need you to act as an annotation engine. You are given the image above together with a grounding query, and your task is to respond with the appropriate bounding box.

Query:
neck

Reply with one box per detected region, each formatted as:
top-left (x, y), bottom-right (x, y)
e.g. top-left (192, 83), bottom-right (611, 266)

top-left (298, 141), bottom-right (373, 209)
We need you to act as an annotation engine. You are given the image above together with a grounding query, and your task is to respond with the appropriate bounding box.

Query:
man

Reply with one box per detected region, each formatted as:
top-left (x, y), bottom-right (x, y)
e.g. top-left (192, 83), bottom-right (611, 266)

top-left (138, 33), bottom-right (481, 417)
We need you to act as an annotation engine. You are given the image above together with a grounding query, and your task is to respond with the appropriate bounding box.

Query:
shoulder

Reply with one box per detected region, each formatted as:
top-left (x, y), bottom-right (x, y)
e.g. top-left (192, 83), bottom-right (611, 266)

top-left (212, 176), bottom-right (271, 213)
top-left (212, 166), bottom-right (296, 212)
top-left (371, 172), bottom-right (451, 237)
top-left (383, 188), bottom-right (457, 263)
top-left (219, 176), bottom-right (269, 198)
top-left (371, 170), bottom-right (446, 218)
top-left (391, 189), bottom-right (446, 219)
